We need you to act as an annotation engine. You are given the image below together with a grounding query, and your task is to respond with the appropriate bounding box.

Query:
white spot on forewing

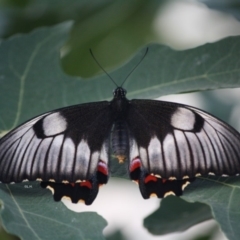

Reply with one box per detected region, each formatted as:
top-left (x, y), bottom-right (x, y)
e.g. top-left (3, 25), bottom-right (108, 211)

top-left (148, 136), bottom-right (163, 172)
top-left (171, 107), bottom-right (195, 130)
top-left (75, 139), bottom-right (91, 178)
top-left (43, 112), bottom-right (67, 136)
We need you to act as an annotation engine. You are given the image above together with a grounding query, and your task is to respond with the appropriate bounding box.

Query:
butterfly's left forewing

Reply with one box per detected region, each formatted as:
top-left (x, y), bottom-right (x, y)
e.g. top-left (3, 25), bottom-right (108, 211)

top-left (126, 99), bottom-right (240, 198)
top-left (0, 101), bottom-right (113, 204)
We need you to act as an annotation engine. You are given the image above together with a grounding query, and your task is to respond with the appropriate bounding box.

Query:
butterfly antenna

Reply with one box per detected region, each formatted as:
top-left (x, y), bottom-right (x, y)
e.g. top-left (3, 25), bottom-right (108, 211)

top-left (90, 49), bottom-right (118, 87)
top-left (120, 47), bottom-right (148, 87)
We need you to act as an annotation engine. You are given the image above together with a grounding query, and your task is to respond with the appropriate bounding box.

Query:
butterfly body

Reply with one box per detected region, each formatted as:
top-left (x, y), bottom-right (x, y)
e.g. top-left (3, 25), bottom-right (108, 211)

top-left (0, 86), bottom-right (240, 204)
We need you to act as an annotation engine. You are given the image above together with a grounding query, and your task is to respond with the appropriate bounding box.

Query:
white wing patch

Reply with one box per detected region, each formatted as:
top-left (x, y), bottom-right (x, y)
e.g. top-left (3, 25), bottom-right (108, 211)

top-left (43, 112), bottom-right (67, 136)
top-left (148, 136), bottom-right (162, 172)
top-left (60, 138), bottom-right (76, 176)
top-left (99, 142), bottom-right (109, 163)
top-left (163, 133), bottom-right (178, 175)
top-left (129, 138), bottom-right (139, 161)
top-left (173, 130), bottom-right (191, 176)
top-left (89, 151), bottom-right (100, 175)
top-left (75, 139), bottom-right (91, 178)
top-left (171, 107), bottom-right (195, 130)
top-left (47, 135), bottom-right (64, 176)
top-left (139, 147), bottom-right (148, 169)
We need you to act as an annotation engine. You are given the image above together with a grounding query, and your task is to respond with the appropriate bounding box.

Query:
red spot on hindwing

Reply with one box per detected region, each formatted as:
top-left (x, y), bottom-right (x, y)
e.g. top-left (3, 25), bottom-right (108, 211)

top-left (144, 175), bottom-right (157, 183)
top-left (97, 160), bottom-right (108, 175)
top-left (130, 157), bottom-right (141, 173)
top-left (80, 181), bottom-right (92, 189)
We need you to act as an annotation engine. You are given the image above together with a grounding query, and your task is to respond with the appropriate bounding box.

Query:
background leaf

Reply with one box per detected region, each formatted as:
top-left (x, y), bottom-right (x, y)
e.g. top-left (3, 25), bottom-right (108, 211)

top-left (144, 196), bottom-right (212, 235)
top-left (0, 0), bottom-right (165, 77)
top-left (1, 19), bottom-right (240, 240)
top-left (0, 183), bottom-right (107, 240)
top-left (183, 176), bottom-right (240, 240)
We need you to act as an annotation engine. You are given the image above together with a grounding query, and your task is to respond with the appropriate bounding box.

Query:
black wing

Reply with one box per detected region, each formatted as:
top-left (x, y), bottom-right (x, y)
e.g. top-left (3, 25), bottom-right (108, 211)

top-left (126, 99), bottom-right (240, 198)
top-left (0, 101), bottom-right (113, 204)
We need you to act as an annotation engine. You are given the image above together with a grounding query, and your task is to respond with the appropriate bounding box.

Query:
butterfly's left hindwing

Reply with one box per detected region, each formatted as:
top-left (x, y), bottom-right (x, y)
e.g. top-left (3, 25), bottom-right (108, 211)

top-left (0, 101), bottom-right (112, 205)
top-left (127, 99), bottom-right (240, 198)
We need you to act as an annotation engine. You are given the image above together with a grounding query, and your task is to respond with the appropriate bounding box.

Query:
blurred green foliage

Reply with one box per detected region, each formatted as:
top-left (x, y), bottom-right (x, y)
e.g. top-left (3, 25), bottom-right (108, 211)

top-left (0, 0), bottom-right (165, 77)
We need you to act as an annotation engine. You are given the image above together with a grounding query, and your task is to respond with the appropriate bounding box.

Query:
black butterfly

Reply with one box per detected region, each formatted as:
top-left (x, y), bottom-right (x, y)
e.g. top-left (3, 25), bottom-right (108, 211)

top-left (1, 51), bottom-right (240, 205)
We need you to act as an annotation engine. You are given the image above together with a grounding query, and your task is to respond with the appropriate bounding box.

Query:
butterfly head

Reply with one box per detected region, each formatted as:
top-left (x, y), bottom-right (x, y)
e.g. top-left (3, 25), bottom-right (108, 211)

top-left (113, 87), bottom-right (127, 99)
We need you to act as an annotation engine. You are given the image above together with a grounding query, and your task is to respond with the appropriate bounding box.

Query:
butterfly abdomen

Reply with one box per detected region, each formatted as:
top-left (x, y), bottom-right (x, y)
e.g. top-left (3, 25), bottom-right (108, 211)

top-left (111, 121), bottom-right (129, 163)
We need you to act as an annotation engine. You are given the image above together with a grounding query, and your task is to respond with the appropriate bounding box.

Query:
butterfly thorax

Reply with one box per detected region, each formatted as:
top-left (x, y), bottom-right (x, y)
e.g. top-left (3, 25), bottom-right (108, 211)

top-left (110, 87), bottom-right (130, 163)
top-left (111, 87), bottom-right (129, 118)
top-left (113, 87), bottom-right (127, 99)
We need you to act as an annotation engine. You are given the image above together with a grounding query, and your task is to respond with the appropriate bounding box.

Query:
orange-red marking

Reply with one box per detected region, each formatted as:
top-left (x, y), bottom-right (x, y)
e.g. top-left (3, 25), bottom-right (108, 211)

top-left (80, 181), bottom-right (92, 189)
top-left (130, 158), bottom-right (141, 172)
top-left (97, 161), bottom-right (108, 175)
top-left (144, 175), bottom-right (157, 183)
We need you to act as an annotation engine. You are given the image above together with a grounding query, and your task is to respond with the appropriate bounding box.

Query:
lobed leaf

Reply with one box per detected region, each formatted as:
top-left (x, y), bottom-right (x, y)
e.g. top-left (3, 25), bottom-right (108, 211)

top-left (1, 21), bottom-right (240, 240)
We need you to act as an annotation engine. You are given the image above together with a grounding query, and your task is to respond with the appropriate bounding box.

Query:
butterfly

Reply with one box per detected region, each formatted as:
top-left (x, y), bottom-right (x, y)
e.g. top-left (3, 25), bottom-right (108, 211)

top-left (0, 51), bottom-right (240, 205)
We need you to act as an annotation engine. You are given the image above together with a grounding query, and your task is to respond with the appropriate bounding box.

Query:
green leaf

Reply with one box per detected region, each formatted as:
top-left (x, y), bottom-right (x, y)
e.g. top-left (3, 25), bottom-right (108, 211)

top-left (144, 196), bottom-right (212, 235)
top-left (0, 183), bottom-right (107, 240)
top-left (1, 21), bottom-right (240, 240)
top-left (183, 176), bottom-right (240, 240)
